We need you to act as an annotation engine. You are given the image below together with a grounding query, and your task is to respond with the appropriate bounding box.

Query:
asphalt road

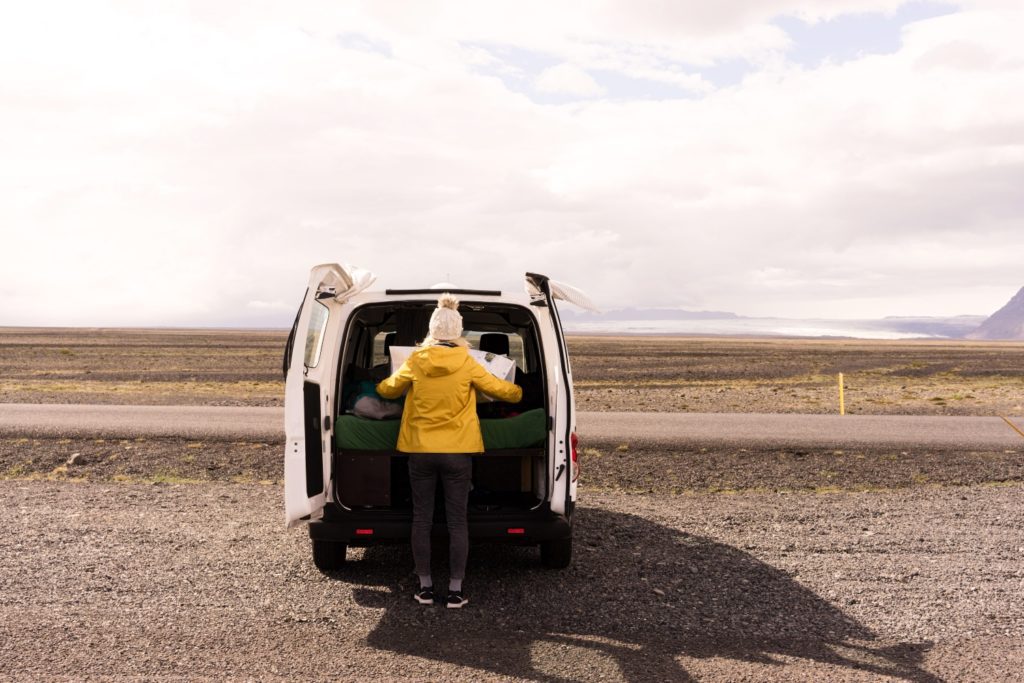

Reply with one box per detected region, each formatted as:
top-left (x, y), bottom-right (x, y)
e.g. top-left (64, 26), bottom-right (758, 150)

top-left (2, 403), bottom-right (1023, 449)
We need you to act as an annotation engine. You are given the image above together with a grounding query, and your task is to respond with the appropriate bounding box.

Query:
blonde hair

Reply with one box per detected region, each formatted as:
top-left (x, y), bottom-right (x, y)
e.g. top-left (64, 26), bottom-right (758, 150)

top-left (419, 335), bottom-right (471, 348)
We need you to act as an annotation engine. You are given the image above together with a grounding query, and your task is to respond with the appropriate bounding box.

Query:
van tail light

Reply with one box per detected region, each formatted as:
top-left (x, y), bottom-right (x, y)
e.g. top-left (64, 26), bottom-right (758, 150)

top-left (570, 432), bottom-right (579, 482)
top-left (507, 528), bottom-right (525, 535)
top-left (355, 529), bottom-right (374, 536)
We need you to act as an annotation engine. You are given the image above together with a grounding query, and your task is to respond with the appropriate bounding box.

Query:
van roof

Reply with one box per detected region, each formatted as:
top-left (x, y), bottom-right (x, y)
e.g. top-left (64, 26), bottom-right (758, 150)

top-left (346, 289), bottom-right (532, 306)
top-left (384, 288), bottom-right (503, 297)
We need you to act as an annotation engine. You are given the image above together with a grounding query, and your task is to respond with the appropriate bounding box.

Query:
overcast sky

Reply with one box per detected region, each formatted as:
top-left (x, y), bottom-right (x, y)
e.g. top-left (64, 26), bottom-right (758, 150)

top-left (2, 0), bottom-right (1022, 326)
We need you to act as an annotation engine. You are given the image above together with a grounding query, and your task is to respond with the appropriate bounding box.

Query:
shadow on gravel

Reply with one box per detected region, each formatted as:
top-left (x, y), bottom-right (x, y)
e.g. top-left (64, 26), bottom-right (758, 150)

top-left (330, 507), bottom-right (938, 682)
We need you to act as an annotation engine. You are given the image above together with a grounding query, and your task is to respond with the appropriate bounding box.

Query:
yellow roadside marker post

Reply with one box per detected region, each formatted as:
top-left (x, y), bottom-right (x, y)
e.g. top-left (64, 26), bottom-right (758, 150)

top-left (839, 372), bottom-right (845, 416)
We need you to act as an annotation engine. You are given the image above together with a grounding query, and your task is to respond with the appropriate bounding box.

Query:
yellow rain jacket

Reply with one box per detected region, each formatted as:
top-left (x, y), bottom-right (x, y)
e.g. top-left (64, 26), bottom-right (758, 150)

top-left (376, 345), bottom-right (523, 453)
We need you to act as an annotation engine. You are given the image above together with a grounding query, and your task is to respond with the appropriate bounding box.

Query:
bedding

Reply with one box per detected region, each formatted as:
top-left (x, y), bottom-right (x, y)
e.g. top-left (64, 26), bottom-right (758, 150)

top-left (335, 408), bottom-right (546, 451)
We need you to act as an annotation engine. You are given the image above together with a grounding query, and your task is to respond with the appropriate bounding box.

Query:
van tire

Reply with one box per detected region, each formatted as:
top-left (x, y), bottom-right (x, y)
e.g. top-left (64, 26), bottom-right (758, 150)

top-left (312, 539), bottom-right (347, 571)
top-left (540, 538), bottom-right (572, 568)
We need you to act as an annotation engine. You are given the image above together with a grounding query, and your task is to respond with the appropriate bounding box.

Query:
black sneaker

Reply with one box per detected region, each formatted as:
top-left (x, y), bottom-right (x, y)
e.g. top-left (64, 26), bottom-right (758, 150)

top-left (414, 587), bottom-right (435, 605)
top-left (445, 591), bottom-right (468, 609)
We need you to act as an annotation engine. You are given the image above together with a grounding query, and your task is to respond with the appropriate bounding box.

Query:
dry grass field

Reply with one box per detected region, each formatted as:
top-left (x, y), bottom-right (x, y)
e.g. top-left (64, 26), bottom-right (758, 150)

top-left (0, 327), bottom-right (284, 407)
top-left (1, 327), bottom-right (1023, 415)
top-left (571, 335), bottom-right (1024, 416)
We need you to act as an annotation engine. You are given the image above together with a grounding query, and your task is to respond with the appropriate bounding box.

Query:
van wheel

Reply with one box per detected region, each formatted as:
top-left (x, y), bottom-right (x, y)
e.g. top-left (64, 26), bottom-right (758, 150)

top-left (540, 538), bottom-right (572, 569)
top-left (312, 539), bottom-right (347, 571)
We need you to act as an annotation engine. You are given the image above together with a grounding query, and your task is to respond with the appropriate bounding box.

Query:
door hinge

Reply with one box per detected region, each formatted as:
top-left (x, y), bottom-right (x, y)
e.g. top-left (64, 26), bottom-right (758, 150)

top-left (323, 416), bottom-right (331, 431)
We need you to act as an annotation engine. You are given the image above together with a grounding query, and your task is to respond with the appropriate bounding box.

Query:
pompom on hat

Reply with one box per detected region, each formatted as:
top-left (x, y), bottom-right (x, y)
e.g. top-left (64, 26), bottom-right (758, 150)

top-left (428, 293), bottom-right (463, 341)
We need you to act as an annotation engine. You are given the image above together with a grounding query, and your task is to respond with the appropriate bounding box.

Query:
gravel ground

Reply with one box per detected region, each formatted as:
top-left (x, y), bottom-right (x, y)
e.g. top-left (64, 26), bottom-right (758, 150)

top-left (3, 329), bottom-right (1024, 680)
top-left (3, 436), bottom-right (1022, 495)
top-left (1, 479), bottom-right (1022, 681)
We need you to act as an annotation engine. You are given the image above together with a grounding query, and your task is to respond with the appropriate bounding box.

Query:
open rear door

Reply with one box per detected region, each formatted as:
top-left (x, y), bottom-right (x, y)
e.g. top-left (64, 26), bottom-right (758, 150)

top-left (525, 274), bottom-right (599, 314)
top-left (284, 264), bottom-right (375, 527)
top-left (525, 273), bottom-right (596, 516)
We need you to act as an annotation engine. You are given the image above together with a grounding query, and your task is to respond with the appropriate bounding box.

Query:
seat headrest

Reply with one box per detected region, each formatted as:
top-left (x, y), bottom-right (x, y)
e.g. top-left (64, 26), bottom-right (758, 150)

top-left (478, 333), bottom-right (510, 356)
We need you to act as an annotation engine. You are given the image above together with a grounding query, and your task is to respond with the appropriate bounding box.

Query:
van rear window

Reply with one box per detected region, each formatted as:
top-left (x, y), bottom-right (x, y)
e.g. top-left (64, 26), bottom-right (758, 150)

top-left (304, 302), bottom-right (329, 368)
top-left (370, 330), bottom-right (526, 370)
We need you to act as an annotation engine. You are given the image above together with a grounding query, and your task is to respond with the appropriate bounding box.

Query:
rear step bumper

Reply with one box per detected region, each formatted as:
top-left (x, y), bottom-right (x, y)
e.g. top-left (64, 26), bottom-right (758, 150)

top-left (309, 512), bottom-right (571, 546)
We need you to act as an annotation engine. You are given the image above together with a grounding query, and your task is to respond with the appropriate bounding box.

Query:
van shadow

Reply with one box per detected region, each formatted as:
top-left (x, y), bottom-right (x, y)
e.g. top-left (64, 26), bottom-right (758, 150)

top-left (330, 507), bottom-right (939, 683)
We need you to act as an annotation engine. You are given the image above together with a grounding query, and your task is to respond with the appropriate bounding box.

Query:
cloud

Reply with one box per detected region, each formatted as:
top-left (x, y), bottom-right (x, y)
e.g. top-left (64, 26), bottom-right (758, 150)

top-left (1, 0), bottom-right (1023, 325)
top-left (535, 63), bottom-right (605, 97)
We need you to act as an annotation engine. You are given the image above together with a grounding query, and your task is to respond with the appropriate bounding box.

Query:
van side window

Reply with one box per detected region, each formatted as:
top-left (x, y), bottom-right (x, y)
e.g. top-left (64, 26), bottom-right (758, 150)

top-left (303, 302), bottom-right (330, 368)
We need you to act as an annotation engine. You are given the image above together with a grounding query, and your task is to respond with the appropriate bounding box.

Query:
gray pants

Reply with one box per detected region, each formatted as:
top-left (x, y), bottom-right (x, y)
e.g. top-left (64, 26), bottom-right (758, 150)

top-left (408, 453), bottom-right (473, 581)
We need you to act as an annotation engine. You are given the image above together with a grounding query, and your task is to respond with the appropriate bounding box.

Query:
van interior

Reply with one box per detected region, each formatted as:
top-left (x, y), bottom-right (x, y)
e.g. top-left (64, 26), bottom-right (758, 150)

top-left (330, 301), bottom-right (549, 513)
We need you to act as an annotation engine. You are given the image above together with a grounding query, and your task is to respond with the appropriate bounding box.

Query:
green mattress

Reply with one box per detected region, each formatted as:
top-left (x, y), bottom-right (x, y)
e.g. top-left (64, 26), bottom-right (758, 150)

top-left (335, 408), bottom-right (546, 451)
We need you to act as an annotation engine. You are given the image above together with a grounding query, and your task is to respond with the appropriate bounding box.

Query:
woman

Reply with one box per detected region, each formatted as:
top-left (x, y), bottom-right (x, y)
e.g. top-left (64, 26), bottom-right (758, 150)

top-left (376, 293), bottom-right (522, 608)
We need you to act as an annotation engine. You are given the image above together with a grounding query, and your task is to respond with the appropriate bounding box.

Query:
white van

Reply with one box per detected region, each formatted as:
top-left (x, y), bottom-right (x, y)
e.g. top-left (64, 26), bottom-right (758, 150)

top-left (282, 264), bottom-right (595, 571)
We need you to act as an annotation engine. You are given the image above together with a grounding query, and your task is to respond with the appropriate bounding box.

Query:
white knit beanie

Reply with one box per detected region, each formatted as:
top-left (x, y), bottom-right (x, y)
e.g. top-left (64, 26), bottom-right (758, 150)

top-left (428, 293), bottom-right (463, 341)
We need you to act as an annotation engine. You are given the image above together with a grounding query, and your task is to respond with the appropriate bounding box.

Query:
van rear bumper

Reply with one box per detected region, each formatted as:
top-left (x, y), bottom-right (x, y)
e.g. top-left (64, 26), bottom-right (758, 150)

top-left (309, 510), bottom-right (571, 546)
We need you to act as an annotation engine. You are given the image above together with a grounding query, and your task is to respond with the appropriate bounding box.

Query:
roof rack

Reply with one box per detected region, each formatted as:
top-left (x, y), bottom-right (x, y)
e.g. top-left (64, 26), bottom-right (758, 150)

top-left (384, 288), bottom-right (502, 296)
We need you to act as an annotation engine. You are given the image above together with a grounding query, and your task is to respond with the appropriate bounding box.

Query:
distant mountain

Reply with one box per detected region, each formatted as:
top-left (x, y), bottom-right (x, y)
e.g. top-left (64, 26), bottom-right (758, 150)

top-left (967, 287), bottom-right (1024, 340)
top-left (558, 307), bottom-right (739, 322)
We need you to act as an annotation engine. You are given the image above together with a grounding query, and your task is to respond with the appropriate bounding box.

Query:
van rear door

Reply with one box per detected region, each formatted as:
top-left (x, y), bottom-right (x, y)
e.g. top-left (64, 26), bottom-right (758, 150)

top-left (284, 264), bottom-right (375, 527)
top-left (525, 273), bottom-right (596, 514)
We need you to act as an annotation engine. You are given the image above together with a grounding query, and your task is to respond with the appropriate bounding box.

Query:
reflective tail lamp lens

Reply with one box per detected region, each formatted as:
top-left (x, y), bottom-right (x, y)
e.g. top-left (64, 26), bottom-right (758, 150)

top-left (355, 529), bottom-right (374, 535)
top-left (570, 432), bottom-right (579, 482)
